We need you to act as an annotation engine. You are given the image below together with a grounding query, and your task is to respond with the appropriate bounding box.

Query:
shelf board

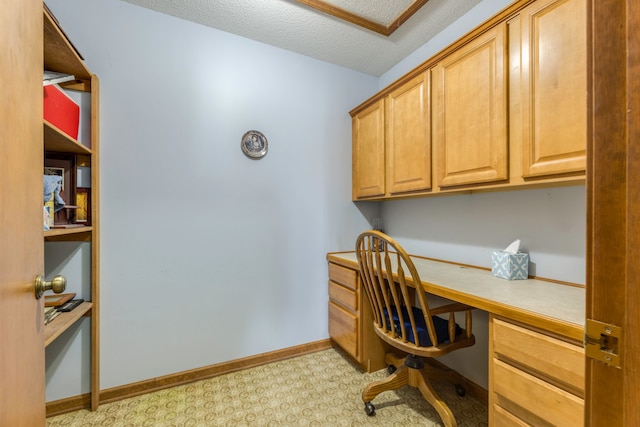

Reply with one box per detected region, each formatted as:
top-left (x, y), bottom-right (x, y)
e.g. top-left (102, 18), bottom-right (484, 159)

top-left (44, 6), bottom-right (92, 82)
top-left (44, 120), bottom-right (92, 155)
top-left (45, 301), bottom-right (93, 347)
top-left (44, 226), bottom-right (92, 242)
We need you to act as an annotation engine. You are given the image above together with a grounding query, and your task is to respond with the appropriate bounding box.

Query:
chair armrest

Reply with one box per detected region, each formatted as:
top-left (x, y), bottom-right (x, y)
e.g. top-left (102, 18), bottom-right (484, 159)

top-left (430, 302), bottom-right (476, 342)
top-left (430, 302), bottom-right (475, 316)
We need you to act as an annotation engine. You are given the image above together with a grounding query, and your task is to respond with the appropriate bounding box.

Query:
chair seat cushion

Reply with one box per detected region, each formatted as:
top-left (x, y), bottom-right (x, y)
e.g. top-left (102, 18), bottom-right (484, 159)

top-left (384, 306), bottom-right (461, 347)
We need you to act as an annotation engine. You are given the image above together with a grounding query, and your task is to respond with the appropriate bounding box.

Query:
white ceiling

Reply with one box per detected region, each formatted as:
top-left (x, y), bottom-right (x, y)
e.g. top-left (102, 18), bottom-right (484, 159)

top-left (119, 0), bottom-right (483, 76)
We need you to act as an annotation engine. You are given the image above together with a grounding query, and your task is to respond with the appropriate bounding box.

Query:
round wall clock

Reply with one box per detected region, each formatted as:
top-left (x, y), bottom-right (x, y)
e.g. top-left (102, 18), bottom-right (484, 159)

top-left (241, 130), bottom-right (268, 159)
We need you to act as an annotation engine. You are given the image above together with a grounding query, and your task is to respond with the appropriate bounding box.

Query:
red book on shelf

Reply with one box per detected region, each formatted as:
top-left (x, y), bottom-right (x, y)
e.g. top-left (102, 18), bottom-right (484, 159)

top-left (43, 83), bottom-right (79, 139)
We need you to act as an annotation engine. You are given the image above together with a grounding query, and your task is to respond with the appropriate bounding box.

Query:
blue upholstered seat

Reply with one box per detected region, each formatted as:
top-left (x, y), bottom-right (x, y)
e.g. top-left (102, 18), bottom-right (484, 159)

top-left (384, 306), bottom-right (461, 347)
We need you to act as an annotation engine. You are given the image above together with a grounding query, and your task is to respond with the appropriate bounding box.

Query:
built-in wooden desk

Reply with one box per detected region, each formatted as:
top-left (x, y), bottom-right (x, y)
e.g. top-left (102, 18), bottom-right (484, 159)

top-left (327, 251), bottom-right (586, 426)
top-left (327, 251), bottom-right (584, 340)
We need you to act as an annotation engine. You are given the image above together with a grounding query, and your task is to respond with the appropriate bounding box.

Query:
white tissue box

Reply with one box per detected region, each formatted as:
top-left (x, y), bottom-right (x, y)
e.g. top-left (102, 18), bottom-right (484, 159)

top-left (491, 251), bottom-right (529, 280)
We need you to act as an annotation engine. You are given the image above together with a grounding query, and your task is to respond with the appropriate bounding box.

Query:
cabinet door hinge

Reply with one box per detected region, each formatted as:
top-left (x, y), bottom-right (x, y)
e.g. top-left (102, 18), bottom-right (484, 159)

top-left (584, 319), bottom-right (622, 368)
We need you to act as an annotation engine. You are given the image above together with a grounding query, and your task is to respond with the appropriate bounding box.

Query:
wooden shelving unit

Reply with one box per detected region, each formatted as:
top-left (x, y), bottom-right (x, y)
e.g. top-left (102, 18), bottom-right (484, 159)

top-left (43, 3), bottom-right (100, 413)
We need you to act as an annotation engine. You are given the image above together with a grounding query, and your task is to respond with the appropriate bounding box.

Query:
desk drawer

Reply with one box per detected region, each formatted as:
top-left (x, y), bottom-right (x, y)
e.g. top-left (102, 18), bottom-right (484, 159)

top-left (492, 317), bottom-right (584, 393)
top-left (329, 280), bottom-right (357, 311)
top-left (328, 262), bottom-right (358, 291)
top-left (329, 301), bottom-right (358, 358)
top-left (492, 404), bottom-right (530, 427)
top-left (493, 359), bottom-right (584, 427)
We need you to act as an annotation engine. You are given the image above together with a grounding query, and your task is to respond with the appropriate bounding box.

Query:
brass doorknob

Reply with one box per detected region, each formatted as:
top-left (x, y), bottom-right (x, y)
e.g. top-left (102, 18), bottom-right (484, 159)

top-left (34, 274), bottom-right (66, 299)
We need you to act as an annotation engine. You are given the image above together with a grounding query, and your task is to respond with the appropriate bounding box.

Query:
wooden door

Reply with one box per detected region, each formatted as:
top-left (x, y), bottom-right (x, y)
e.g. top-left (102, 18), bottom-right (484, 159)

top-left (385, 73), bottom-right (431, 195)
top-left (0, 0), bottom-right (46, 425)
top-left (433, 22), bottom-right (508, 188)
top-left (352, 100), bottom-right (385, 199)
top-left (520, 0), bottom-right (588, 178)
top-left (586, 0), bottom-right (639, 425)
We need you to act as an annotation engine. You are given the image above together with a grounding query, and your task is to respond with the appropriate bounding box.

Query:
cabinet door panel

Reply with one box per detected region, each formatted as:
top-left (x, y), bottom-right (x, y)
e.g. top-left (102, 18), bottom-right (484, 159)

top-left (521, 0), bottom-right (587, 177)
top-left (433, 23), bottom-right (508, 188)
top-left (352, 100), bottom-right (385, 199)
top-left (386, 73), bottom-right (431, 195)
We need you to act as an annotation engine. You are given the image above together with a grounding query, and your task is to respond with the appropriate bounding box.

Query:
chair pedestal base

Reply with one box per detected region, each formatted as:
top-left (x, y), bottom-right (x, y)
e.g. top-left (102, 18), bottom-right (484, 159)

top-left (362, 353), bottom-right (463, 427)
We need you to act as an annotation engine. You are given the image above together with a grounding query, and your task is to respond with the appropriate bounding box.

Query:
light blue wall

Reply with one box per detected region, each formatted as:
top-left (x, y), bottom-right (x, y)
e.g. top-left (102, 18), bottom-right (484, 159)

top-left (379, 186), bottom-right (586, 388)
top-left (383, 188), bottom-right (586, 284)
top-left (44, 0), bottom-right (586, 399)
top-left (44, 0), bottom-right (378, 400)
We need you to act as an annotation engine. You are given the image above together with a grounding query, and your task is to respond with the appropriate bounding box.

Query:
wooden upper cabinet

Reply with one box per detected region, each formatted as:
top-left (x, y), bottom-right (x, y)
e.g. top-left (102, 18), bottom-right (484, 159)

top-left (518, 0), bottom-right (587, 178)
top-left (352, 100), bottom-right (385, 199)
top-left (433, 23), bottom-right (509, 188)
top-left (385, 73), bottom-right (431, 195)
top-left (349, 0), bottom-right (588, 200)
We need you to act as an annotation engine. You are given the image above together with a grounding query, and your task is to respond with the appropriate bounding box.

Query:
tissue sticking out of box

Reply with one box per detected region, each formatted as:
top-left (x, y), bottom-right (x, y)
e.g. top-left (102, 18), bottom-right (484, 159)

top-left (503, 239), bottom-right (521, 255)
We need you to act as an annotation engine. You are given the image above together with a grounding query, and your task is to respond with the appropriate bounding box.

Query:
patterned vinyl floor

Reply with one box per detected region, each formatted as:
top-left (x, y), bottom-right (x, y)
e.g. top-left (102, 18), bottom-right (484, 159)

top-left (47, 348), bottom-right (488, 426)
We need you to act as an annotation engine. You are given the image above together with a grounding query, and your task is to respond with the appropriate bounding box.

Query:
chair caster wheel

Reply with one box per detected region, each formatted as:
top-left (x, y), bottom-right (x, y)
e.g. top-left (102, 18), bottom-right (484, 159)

top-left (455, 384), bottom-right (466, 397)
top-left (387, 364), bottom-right (397, 375)
top-left (364, 402), bottom-right (376, 416)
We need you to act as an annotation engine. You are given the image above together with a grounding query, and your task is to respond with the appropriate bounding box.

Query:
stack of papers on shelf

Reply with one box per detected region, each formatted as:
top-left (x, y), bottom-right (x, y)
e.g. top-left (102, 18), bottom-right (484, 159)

top-left (44, 306), bottom-right (60, 325)
top-left (43, 70), bottom-right (75, 86)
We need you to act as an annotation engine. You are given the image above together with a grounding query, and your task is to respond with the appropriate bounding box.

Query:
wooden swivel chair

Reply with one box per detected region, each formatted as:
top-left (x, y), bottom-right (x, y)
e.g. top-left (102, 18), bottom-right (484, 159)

top-left (355, 230), bottom-right (476, 427)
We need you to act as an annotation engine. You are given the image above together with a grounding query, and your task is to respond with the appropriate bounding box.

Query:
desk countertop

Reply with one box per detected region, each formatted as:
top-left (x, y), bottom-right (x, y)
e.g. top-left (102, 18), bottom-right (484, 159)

top-left (327, 251), bottom-right (585, 342)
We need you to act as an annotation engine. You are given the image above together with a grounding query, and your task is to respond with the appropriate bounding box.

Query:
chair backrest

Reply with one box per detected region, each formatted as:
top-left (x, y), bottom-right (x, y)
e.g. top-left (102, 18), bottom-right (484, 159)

top-left (355, 230), bottom-right (474, 357)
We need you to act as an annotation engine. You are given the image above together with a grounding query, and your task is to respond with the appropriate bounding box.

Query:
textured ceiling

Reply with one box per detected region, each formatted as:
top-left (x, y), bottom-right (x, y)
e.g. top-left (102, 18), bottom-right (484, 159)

top-left (119, 0), bottom-right (483, 76)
